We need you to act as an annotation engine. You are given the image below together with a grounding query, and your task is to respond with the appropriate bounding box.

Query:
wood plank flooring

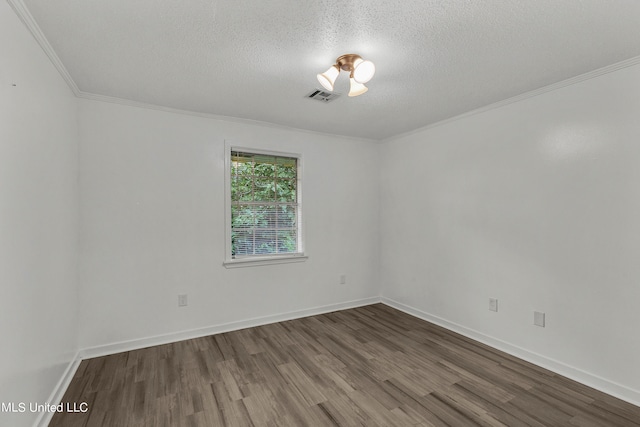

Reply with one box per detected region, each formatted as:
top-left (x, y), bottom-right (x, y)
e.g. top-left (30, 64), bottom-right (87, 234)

top-left (50, 304), bottom-right (640, 426)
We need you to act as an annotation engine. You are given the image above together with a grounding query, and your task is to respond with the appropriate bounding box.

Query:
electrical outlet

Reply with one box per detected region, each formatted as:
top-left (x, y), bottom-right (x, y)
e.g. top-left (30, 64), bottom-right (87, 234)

top-left (534, 311), bottom-right (545, 327)
top-left (489, 298), bottom-right (498, 312)
top-left (178, 294), bottom-right (188, 307)
top-left (340, 274), bottom-right (346, 284)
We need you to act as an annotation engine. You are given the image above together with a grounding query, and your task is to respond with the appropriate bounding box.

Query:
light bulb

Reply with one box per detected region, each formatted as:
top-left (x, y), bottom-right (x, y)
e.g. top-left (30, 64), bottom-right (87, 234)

top-left (348, 78), bottom-right (368, 97)
top-left (317, 65), bottom-right (339, 91)
top-left (353, 60), bottom-right (375, 84)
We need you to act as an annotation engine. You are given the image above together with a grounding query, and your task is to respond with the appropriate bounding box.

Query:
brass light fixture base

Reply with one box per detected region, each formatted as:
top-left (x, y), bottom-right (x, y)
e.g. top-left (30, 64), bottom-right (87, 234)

top-left (336, 54), bottom-right (363, 75)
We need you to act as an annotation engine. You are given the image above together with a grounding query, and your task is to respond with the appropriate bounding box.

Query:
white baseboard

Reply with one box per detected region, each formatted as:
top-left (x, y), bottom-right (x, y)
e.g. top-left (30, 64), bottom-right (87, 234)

top-left (39, 297), bottom-right (381, 425)
top-left (381, 296), bottom-right (640, 407)
top-left (34, 351), bottom-right (83, 427)
top-left (43, 295), bottom-right (639, 425)
top-left (81, 297), bottom-right (382, 359)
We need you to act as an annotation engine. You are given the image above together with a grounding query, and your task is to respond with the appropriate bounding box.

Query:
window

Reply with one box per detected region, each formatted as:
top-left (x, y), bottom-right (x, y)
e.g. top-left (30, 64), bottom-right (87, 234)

top-left (224, 146), bottom-right (306, 267)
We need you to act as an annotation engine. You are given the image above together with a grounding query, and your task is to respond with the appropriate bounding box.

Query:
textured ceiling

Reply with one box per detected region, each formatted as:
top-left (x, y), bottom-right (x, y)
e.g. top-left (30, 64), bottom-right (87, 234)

top-left (16, 0), bottom-right (640, 140)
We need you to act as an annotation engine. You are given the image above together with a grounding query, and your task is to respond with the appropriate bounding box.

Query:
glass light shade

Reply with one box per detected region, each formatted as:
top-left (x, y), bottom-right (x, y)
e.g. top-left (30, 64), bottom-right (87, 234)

top-left (348, 78), bottom-right (368, 97)
top-left (317, 65), bottom-right (339, 91)
top-left (353, 60), bottom-right (375, 83)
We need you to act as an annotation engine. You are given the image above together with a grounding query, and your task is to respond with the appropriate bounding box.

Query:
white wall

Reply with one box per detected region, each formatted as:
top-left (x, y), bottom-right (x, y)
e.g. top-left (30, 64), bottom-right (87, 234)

top-left (77, 99), bottom-right (380, 350)
top-left (380, 63), bottom-right (640, 403)
top-left (6, 0), bottom-right (640, 415)
top-left (0, 3), bottom-right (79, 427)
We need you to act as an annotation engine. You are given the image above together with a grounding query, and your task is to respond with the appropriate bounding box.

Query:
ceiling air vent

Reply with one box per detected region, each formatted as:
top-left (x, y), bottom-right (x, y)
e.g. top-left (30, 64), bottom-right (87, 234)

top-left (306, 89), bottom-right (340, 103)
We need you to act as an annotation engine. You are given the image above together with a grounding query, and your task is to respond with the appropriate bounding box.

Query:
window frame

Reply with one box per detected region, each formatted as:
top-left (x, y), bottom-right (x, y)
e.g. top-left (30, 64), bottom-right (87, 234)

top-left (223, 142), bottom-right (307, 268)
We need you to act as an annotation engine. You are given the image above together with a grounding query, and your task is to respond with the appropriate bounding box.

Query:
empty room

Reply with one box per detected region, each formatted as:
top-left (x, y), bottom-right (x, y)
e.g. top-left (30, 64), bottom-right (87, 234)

top-left (2, 0), bottom-right (640, 426)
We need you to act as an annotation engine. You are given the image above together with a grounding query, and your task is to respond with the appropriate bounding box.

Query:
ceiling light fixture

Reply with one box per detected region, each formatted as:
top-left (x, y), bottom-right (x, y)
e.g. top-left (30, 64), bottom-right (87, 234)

top-left (317, 54), bottom-right (375, 97)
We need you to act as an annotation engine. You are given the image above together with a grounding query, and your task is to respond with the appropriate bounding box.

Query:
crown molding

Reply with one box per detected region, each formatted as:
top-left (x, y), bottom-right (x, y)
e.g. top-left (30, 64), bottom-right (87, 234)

top-left (5, 0), bottom-right (370, 143)
top-left (9, 0), bottom-right (640, 143)
top-left (381, 55), bottom-right (640, 144)
top-left (76, 91), bottom-right (376, 143)
top-left (8, 0), bottom-right (81, 96)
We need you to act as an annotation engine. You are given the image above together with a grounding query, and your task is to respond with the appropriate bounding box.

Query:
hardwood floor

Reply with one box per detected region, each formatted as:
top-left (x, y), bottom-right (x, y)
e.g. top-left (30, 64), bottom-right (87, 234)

top-left (50, 304), bottom-right (640, 426)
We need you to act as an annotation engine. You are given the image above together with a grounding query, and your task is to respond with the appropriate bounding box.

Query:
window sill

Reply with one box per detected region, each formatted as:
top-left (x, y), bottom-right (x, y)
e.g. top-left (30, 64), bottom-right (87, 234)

top-left (223, 254), bottom-right (308, 269)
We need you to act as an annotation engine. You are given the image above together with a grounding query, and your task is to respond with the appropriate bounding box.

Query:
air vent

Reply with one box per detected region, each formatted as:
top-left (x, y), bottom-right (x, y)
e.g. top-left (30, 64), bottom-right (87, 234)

top-left (306, 89), bottom-right (340, 103)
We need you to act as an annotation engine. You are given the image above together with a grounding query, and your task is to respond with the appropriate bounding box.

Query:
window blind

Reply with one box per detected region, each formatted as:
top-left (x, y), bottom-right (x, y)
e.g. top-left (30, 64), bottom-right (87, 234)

top-left (230, 151), bottom-right (300, 257)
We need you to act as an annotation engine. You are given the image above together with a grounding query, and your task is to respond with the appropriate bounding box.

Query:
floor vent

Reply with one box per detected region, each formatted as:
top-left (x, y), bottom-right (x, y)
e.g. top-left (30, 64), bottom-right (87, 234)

top-left (306, 89), bottom-right (340, 103)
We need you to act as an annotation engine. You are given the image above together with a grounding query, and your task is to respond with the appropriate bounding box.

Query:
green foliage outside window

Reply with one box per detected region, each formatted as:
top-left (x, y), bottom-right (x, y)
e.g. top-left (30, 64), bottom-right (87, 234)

top-left (231, 152), bottom-right (298, 257)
